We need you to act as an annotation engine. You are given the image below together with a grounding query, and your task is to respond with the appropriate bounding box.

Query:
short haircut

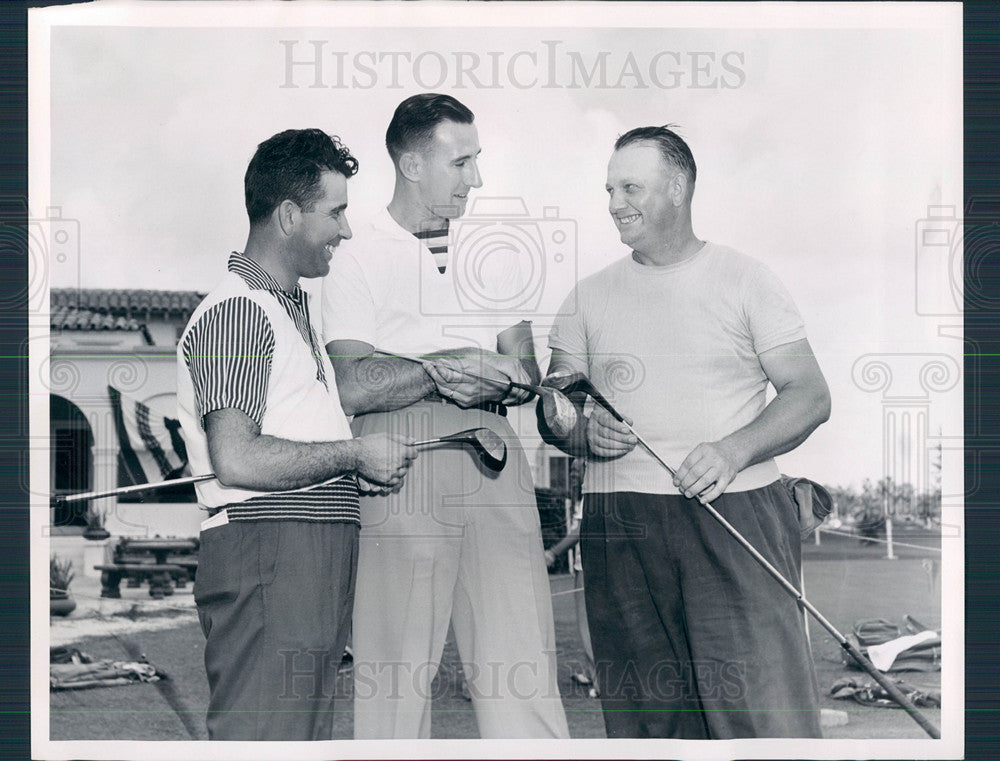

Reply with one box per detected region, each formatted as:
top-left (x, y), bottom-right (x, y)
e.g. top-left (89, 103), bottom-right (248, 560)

top-left (244, 128), bottom-right (359, 226)
top-left (385, 93), bottom-right (475, 164)
top-left (615, 125), bottom-right (697, 194)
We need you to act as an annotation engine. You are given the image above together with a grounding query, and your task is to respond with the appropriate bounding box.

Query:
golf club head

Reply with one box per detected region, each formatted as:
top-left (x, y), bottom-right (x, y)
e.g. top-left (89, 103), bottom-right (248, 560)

top-left (433, 427), bottom-right (508, 471)
top-left (538, 386), bottom-right (579, 438)
top-left (542, 371), bottom-right (626, 422)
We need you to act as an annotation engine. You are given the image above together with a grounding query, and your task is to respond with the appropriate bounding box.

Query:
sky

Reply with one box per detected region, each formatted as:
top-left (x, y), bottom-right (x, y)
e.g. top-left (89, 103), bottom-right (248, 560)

top-left (35, 3), bottom-right (964, 492)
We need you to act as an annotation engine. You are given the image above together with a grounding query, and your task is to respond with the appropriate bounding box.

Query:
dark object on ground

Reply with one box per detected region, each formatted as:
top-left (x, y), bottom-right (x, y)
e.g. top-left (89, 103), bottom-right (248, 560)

top-left (50, 646), bottom-right (167, 691)
top-left (830, 677), bottom-right (941, 709)
top-left (856, 511), bottom-right (887, 543)
top-left (841, 617), bottom-right (941, 673)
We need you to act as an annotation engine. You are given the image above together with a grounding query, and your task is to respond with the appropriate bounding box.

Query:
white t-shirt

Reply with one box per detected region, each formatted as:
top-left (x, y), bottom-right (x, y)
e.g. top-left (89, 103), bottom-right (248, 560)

top-left (549, 242), bottom-right (807, 496)
top-left (321, 207), bottom-right (527, 353)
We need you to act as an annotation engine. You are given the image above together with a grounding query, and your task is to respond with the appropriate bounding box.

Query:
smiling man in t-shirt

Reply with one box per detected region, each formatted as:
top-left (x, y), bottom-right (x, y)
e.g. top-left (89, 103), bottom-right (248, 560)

top-left (541, 125), bottom-right (831, 739)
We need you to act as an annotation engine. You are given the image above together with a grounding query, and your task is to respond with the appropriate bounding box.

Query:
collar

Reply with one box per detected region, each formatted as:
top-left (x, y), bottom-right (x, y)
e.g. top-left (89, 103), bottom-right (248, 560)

top-left (372, 207), bottom-right (419, 243)
top-left (374, 206), bottom-right (450, 243)
top-left (228, 252), bottom-right (305, 301)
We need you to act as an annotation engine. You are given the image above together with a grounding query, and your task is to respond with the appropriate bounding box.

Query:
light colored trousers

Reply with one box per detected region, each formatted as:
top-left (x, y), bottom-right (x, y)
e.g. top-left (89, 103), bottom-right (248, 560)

top-left (351, 399), bottom-right (569, 739)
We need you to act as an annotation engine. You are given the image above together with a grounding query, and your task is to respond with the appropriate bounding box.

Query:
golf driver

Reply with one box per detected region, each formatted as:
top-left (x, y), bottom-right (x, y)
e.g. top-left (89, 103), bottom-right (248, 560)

top-left (543, 371), bottom-right (941, 739)
top-left (56, 429), bottom-right (508, 504)
top-left (375, 349), bottom-right (579, 437)
top-left (413, 427), bottom-right (507, 471)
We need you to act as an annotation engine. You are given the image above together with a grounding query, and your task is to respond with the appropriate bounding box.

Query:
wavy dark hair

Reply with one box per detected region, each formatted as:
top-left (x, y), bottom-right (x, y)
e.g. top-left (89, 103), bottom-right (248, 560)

top-left (244, 128), bottom-right (359, 225)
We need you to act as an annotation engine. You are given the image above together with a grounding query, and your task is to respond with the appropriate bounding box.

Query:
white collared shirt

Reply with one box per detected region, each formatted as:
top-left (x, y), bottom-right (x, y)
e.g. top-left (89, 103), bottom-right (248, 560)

top-left (320, 207), bottom-right (527, 353)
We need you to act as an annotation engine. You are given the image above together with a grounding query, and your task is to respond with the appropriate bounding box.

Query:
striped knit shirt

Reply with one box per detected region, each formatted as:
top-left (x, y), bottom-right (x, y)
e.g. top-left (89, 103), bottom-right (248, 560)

top-left (180, 253), bottom-right (359, 525)
top-left (414, 222), bottom-right (449, 273)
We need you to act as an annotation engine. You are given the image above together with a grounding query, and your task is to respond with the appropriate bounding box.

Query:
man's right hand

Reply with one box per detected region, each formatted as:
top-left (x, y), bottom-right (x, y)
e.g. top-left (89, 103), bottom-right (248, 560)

top-left (586, 406), bottom-right (638, 459)
top-left (353, 433), bottom-right (418, 491)
top-left (423, 353), bottom-right (509, 407)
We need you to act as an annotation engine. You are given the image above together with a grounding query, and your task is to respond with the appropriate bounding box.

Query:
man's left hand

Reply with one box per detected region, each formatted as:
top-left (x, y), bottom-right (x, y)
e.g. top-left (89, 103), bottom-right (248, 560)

top-left (673, 440), bottom-right (744, 503)
top-left (480, 353), bottom-right (534, 406)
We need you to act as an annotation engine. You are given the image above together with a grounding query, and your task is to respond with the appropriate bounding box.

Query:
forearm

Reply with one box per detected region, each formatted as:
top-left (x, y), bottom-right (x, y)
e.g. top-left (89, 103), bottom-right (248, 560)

top-left (548, 523), bottom-right (581, 556)
top-left (211, 434), bottom-right (362, 492)
top-left (718, 383), bottom-right (831, 472)
top-left (497, 320), bottom-right (541, 386)
top-left (336, 356), bottom-right (436, 416)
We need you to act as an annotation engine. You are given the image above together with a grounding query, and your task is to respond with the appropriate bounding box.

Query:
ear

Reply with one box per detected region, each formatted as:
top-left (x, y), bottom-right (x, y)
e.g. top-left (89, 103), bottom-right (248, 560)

top-left (671, 173), bottom-right (688, 207)
top-left (398, 151), bottom-right (422, 183)
top-left (276, 199), bottom-right (298, 236)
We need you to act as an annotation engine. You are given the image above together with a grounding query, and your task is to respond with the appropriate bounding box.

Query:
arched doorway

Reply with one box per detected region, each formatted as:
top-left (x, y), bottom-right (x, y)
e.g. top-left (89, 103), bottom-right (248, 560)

top-left (50, 395), bottom-right (94, 529)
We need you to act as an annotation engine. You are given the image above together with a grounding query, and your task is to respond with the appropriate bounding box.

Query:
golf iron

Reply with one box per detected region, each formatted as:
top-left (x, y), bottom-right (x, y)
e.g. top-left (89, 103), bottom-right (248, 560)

top-left (375, 349), bottom-right (579, 437)
top-left (542, 371), bottom-right (942, 740)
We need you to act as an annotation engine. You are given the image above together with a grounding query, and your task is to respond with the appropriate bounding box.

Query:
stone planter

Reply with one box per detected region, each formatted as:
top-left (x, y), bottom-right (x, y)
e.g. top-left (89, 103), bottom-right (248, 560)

top-left (50, 592), bottom-right (77, 617)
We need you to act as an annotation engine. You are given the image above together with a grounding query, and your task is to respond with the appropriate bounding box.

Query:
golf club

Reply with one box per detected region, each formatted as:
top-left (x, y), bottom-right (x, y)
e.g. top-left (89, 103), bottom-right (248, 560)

top-left (56, 473), bottom-right (217, 504)
top-left (56, 428), bottom-right (509, 504)
top-left (413, 427), bottom-right (507, 471)
top-left (544, 371), bottom-right (941, 739)
top-left (375, 349), bottom-right (579, 437)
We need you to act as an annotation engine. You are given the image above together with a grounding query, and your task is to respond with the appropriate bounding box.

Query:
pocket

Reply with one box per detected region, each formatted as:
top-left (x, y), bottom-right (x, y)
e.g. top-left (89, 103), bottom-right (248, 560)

top-left (193, 523), bottom-right (241, 606)
top-left (255, 520), bottom-right (282, 587)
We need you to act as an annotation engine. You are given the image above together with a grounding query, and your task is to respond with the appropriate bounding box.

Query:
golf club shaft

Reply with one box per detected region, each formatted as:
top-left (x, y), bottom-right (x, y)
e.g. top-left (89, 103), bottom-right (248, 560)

top-left (375, 349), bottom-right (538, 394)
top-left (413, 437), bottom-right (447, 447)
top-left (57, 474), bottom-right (217, 503)
top-left (618, 422), bottom-right (941, 738)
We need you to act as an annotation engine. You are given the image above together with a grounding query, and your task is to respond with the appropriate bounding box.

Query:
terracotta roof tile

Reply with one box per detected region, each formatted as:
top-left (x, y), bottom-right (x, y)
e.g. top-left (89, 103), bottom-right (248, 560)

top-left (51, 289), bottom-right (206, 319)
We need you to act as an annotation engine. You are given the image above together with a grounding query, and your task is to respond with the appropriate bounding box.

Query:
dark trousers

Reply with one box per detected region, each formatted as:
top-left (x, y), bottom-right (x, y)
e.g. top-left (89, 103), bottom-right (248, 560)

top-left (581, 485), bottom-right (822, 739)
top-left (194, 519), bottom-right (359, 740)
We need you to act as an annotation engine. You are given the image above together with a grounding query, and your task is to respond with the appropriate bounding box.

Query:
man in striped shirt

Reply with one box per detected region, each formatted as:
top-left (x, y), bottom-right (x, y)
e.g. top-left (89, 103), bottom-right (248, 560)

top-left (177, 129), bottom-right (417, 741)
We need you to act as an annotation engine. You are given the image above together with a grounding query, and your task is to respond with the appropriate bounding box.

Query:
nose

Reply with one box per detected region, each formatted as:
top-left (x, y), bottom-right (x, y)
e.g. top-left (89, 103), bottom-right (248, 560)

top-left (608, 189), bottom-right (626, 214)
top-left (339, 216), bottom-right (353, 240)
top-left (467, 160), bottom-right (483, 189)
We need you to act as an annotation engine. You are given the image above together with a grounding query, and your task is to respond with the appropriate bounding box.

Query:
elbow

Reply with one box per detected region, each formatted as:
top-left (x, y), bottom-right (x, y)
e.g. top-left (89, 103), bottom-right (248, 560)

top-left (212, 460), bottom-right (249, 490)
top-left (336, 385), bottom-right (367, 417)
top-left (209, 449), bottom-right (257, 490)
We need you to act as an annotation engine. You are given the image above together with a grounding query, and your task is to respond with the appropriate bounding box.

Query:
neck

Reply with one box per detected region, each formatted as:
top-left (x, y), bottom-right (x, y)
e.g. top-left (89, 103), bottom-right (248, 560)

top-left (633, 223), bottom-right (703, 267)
top-left (243, 230), bottom-right (297, 292)
top-left (387, 183), bottom-right (449, 234)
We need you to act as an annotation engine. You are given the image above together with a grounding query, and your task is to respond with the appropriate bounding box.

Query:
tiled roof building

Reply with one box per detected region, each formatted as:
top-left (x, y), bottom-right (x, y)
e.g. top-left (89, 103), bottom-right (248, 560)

top-left (50, 289), bottom-right (205, 346)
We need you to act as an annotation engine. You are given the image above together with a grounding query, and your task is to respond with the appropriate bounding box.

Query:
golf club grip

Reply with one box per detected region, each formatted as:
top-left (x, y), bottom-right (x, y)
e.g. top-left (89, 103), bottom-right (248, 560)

top-left (838, 640), bottom-right (941, 739)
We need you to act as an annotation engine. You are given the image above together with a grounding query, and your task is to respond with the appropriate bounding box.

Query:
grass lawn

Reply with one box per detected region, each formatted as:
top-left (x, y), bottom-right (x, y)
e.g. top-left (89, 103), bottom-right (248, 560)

top-left (50, 527), bottom-right (942, 741)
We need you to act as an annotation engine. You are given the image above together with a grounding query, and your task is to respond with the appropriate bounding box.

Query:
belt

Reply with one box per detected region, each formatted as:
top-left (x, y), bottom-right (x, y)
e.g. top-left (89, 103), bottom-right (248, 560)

top-left (428, 393), bottom-right (507, 417)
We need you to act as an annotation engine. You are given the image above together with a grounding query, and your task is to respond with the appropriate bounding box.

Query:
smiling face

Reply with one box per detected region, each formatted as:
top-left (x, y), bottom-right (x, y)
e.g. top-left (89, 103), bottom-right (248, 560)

top-left (417, 120), bottom-right (483, 221)
top-left (290, 169), bottom-right (352, 279)
top-left (606, 142), bottom-right (687, 256)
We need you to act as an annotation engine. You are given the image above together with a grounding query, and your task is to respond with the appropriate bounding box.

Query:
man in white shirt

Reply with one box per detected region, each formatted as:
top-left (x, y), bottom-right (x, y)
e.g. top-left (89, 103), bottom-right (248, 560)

top-left (541, 125), bottom-right (829, 738)
top-left (322, 94), bottom-right (569, 739)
